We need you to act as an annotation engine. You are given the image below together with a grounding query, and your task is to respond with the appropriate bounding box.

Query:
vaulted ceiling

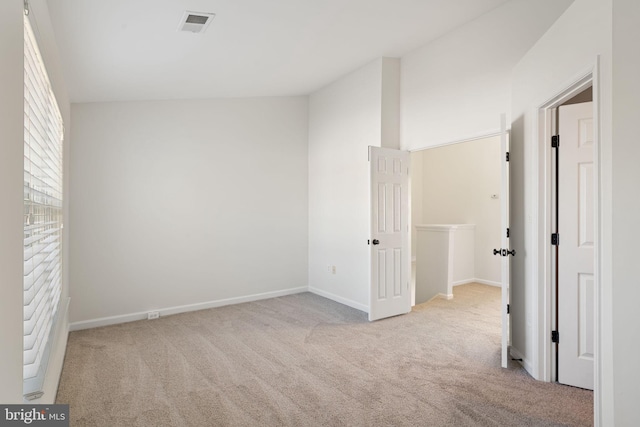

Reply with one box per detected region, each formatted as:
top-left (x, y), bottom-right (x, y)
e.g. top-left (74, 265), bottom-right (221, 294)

top-left (45, 0), bottom-right (517, 102)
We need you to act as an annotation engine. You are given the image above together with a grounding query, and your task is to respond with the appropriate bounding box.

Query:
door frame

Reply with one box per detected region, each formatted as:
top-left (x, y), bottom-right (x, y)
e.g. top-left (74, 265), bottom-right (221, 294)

top-left (407, 130), bottom-right (506, 343)
top-left (407, 132), bottom-right (503, 295)
top-left (535, 62), bottom-right (600, 417)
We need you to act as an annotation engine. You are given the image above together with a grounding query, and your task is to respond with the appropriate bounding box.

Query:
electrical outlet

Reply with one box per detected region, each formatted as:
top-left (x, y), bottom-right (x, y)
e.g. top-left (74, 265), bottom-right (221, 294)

top-left (147, 311), bottom-right (160, 320)
top-left (332, 266), bottom-right (336, 274)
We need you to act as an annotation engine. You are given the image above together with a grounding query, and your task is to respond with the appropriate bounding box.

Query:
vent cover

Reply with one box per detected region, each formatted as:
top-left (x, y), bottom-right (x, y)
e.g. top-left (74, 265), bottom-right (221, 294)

top-left (178, 11), bottom-right (215, 33)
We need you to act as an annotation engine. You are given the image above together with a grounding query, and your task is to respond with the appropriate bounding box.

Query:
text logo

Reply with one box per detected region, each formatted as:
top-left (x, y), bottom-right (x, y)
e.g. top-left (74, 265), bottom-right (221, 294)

top-left (0, 405), bottom-right (69, 426)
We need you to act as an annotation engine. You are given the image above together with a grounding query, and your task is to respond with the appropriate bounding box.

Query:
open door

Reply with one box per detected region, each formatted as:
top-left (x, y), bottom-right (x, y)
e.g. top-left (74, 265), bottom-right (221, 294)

top-left (499, 114), bottom-right (512, 368)
top-left (557, 102), bottom-right (594, 390)
top-left (369, 146), bottom-right (411, 321)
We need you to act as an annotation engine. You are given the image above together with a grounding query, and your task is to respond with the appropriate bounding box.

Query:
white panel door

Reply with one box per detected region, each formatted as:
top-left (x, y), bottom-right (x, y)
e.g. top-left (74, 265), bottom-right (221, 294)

top-left (558, 102), bottom-right (594, 390)
top-left (499, 115), bottom-right (511, 369)
top-left (369, 147), bottom-right (411, 321)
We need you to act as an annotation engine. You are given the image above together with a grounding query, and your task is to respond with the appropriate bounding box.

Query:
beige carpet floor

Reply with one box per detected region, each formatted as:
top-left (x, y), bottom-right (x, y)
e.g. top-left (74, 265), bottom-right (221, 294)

top-left (56, 284), bottom-right (593, 426)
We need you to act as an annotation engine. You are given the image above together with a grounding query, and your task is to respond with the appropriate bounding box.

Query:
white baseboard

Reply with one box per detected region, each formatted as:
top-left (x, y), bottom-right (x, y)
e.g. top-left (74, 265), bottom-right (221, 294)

top-left (473, 278), bottom-right (502, 287)
top-left (425, 293), bottom-right (453, 303)
top-left (509, 346), bottom-right (534, 374)
top-left (69, 287), bottom-right (308, 331)
top-left (452, 278), bottom-right (501, 287)
top-left (452, 278), bottom-right (476, 287)
top-left (308, 287), bottom-right (368, 313)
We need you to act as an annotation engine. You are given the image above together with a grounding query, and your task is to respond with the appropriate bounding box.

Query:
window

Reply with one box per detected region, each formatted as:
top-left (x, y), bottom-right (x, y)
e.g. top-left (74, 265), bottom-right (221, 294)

top-left (23, 14), bottom-right (64, 396)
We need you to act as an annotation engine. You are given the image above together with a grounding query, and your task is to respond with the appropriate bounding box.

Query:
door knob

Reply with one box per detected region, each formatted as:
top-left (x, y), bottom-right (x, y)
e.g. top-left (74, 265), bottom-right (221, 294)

top-left (502, 249), bottom-right (516, 257)
top-left (493, 248), bottom-right (516, 256)
top-left (372, 239), bottom-right (380, 245)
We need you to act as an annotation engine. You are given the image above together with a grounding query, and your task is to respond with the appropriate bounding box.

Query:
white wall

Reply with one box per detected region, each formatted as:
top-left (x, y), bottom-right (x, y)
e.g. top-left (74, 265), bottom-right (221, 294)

top-left (412, 137), bottom-right (502, 285)
top-left (0, 0), bottom-right (27, 404)
top-left (612, 1), bottom-right (640, 424)
top-left (381, 58), bottom-right (401, 149)
top-left (308, 58), bottom-right (399, 311)
top-left (401, 0), bottom-right (574, 150)
top-left (510, 0), bottom-right (614, 423)
top-left (69, 97), bottom-right (309, 327)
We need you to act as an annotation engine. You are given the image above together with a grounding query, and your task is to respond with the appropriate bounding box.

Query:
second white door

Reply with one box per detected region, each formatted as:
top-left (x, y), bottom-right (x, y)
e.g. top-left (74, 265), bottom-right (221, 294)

top-left (557, 101), bottom-right (594, 390)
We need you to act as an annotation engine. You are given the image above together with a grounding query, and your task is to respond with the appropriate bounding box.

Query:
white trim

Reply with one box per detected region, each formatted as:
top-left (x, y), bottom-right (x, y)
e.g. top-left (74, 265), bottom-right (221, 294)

top-left (419, 293), bottom-right (453, 303)
top-left (472, 278), bottom-right (501, 288)
top-left (452, 279), bottom-right (475, 287)
top-left (535, 60), bottom-right (600, 424)
top-left (537, 103), bottom-right (554, 382)
top-left (408, 129), bottom-right (503, 152)
top-left (451, 278), bottom-right (501, 288)
top-left (592, 56), bottom-right (613, 427)
top-left (536, 66), bottom-right (596, 381)
top-left (414, 223), bottom-right (475, 231)
top-left (69, 287), bottom-right (307, 331)
top-left (592, 58), bottom-right (605, 427)
top-left (27, 297), bottom-right (69, 404)
top-left (309, 287), bottom-right (369, 313)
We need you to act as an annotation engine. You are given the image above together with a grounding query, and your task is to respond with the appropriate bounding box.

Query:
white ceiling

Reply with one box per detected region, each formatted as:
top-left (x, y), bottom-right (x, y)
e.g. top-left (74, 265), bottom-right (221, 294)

top-left (45, 0), bottom-right (512, 103)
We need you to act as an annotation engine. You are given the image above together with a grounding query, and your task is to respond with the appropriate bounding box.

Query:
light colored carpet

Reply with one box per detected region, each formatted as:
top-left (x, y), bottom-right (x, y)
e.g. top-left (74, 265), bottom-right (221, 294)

top-left (56, 284), bottom-right (593, 426)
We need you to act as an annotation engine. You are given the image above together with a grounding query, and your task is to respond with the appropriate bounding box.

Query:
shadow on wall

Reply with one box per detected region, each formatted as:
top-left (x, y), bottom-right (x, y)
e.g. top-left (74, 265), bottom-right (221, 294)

top-left (508, 114), bottom-right (526, 356)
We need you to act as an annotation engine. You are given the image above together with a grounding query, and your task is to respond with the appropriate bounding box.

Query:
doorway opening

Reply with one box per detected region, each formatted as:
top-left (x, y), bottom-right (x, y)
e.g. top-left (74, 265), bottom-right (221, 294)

top-left (552, 87), bottom-right (595, 390)
top-left (552, 86), bottom-right (595, 390)
top-left (537, 69), bottom-right (598, 407)
top-left (410, 136), bottom-right (502, 305)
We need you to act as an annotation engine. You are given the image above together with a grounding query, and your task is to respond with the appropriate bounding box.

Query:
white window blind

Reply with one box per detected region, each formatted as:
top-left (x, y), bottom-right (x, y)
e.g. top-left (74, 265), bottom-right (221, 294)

top-left (23, 14), bottom-right (64, 395)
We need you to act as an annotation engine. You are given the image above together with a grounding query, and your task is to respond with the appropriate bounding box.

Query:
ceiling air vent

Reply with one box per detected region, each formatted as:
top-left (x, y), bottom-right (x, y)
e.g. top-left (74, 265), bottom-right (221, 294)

top-left (178, 11), bottom-right (215, 33)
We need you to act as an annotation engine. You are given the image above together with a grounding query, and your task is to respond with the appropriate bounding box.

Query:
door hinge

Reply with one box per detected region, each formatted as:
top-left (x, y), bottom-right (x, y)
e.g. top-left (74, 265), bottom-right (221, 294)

top-left (507, 304), bottom-right (510, 314)
top-left (506, 152), bottom-right (510, 162)
top-left (551, 135), bottom-right (560, 148)
top-left (551, 330), bottom-right (559, 343)
top-left (506, 228), bottom-right (510, 238)
top-left (551, 233), bottom-right (559, 246)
